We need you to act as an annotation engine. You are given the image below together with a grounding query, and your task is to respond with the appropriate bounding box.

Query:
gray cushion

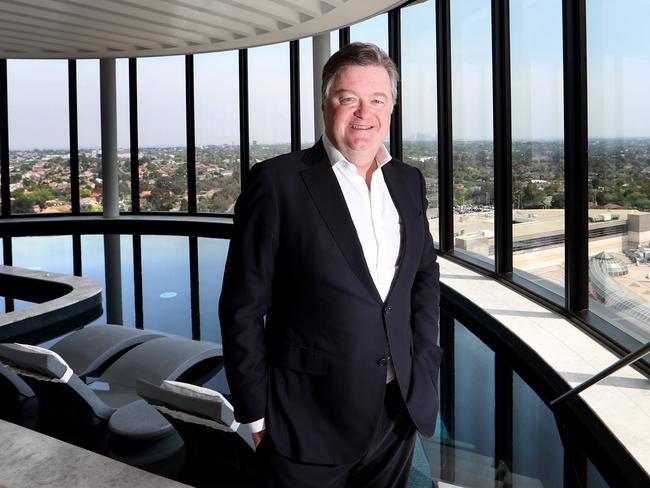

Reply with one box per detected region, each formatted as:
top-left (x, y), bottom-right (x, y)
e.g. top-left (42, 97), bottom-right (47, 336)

top-left (0, 343), bottom-right (72, 382)
top-left (136, 379), bottom-right (237, 429)
top-left (108, 399), bottom-right (174, 440)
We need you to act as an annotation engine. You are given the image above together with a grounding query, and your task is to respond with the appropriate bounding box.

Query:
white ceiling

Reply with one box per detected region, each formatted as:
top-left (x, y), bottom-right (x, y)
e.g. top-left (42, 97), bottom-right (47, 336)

top-left (0, 0), bottom-right (404, 59)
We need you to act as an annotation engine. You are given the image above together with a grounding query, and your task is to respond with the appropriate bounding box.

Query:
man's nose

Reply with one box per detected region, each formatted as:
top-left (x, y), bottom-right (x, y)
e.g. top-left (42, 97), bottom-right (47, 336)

top-left (354, 100), bottom-right (369, 118)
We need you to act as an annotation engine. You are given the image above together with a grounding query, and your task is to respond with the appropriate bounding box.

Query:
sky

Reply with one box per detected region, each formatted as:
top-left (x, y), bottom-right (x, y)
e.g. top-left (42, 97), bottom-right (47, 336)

top-left (4, 0), bottom-right (650, 150)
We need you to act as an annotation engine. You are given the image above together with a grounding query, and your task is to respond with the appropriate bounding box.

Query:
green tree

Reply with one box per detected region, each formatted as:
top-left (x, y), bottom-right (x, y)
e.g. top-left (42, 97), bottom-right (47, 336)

top-left (521, 182), bottom-right (545, 208)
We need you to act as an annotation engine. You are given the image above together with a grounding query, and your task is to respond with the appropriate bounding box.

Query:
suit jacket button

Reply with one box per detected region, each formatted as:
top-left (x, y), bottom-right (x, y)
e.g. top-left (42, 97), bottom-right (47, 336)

top-left (377, 357), bottom-right (387, 366)
top-left (384, 306), bottom-right (392, 314)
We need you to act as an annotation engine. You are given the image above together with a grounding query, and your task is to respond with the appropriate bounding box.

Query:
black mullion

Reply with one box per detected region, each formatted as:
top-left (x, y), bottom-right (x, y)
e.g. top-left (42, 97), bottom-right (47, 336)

top-left (561, 426), bottom-right (588, 488)
top-left (69, 60), bottom-right (80, 215)
top-left (439, 310), bottom-right (455, 482)
top-left (436, 0), bottom-right (454, 252)
top-left (0, 60), bottom-right (10, 217)
top-left (129, 58), bottom-right (140, 214)
top-left (185, 55), bottom-right (197, 214)
top-left (491, 0), bottom-right (513, 274)
top-left (2, 237), bottom-right (13, 312)
top-left (388, 8), bottom-right (403, 161)
top-left (562, 0), bottom-right (589, 312)
top-left (239, 49), bottom-right (250, 183)
top-left (72, 234), bottom-right (82, 277)
top-left (189, 236), bottom-right (201, 340)
top-left (290, 40), bottom-right (301, 152)
top-left (339, 27), bottom-right (350, 48)
top-left (494, 356), bottom-right (513, 487)
top-left (132, 234), bottom-right (144, 329)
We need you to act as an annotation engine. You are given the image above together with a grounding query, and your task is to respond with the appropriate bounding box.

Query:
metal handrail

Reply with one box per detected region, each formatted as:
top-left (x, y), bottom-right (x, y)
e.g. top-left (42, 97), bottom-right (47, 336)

top-left (550, 341), bottom-right (650, 407)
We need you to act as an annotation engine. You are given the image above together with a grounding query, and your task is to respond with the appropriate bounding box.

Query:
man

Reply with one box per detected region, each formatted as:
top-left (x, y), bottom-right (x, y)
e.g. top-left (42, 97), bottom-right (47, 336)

top-left (219, 42), bottom-right (442, 487)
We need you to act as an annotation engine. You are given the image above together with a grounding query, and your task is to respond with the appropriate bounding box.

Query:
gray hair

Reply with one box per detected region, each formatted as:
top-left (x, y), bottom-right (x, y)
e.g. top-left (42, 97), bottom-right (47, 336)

top-left (321, 42), bottom-right (399, 105)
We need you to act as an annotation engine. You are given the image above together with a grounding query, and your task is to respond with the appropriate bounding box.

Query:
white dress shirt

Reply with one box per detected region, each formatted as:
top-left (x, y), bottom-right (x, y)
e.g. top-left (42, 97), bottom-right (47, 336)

top-left (322, 135), bottom-right (401, 302)
top-left (246, 137), bottom-right (402, 434)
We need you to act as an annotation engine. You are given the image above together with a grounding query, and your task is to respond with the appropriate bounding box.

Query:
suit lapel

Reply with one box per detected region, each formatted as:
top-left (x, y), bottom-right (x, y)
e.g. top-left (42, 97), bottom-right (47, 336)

top-left (381, 161), bottom-right (413, 301)
top-left (301, 142), bottom-right (383, 304)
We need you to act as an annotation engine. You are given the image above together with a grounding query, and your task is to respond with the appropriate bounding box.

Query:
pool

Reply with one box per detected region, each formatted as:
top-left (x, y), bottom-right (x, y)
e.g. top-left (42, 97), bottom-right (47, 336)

top-left (0, 232), bottom-right (631, 487)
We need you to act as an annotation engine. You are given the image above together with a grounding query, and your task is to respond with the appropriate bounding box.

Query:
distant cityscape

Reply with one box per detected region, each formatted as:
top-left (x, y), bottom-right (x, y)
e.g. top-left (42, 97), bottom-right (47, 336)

top-left (5, 137), bottom-right (650, 336)
top-left (5, 138), bottom-right (650, 215)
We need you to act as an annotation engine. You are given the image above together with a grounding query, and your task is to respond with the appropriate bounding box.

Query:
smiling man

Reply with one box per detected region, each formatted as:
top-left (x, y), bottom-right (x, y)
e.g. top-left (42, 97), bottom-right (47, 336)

top-left (219, 42), bottom-right (442, 487)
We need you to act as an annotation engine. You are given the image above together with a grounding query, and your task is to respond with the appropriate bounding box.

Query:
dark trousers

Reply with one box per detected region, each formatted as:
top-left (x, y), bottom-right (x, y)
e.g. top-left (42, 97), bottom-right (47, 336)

top-left (256, 380), bottom-right (416, 488)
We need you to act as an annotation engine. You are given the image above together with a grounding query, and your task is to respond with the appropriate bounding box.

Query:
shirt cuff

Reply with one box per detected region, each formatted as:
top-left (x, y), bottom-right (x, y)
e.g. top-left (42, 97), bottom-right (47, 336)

top-left (245, 418), bottom-right (266, 433)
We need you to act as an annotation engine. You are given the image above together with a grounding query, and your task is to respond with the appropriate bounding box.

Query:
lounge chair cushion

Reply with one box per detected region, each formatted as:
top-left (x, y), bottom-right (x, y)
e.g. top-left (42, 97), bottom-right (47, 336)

top-left (108, 399), bottom-right (174, 441)
top-left (0, 343), bottom-right (73, 383)
top-left (162, 380), bottom-right (225, 401)
top-left (137, 379), bottom-right (239, 431)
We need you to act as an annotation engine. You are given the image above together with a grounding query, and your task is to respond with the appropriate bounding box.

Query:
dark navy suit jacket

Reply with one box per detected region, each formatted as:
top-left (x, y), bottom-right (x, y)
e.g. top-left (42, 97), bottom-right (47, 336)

top-left (219, 140), bottom-right (442, 464)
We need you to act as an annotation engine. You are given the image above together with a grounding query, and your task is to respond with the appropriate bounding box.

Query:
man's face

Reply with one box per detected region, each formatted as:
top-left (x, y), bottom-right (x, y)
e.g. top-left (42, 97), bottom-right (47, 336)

top-left (323, 64), bottom-right (393, 164)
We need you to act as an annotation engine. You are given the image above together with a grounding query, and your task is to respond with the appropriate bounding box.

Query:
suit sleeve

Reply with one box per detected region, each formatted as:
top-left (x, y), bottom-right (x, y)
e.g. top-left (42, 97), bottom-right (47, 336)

top-left (410, 169), bottom-right (443, 379)
top-left (219, 162), bottom-right (279, 424)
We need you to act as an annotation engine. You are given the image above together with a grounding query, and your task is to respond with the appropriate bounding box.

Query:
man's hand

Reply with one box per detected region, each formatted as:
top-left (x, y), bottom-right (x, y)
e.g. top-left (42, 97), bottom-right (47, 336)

top-left (252, 429), bottom-right (266, 447)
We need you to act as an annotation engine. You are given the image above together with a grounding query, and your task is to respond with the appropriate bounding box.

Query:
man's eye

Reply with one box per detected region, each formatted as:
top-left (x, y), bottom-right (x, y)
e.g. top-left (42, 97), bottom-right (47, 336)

top-left (372, 99), bottom-right (385, 105)
top-left (340, 97), bottom-right (356, 104)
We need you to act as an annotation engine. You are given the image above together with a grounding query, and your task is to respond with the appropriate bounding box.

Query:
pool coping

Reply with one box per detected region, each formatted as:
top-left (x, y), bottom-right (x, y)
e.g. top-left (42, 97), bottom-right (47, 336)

top-left (0, 265), bottom-right (102, 342)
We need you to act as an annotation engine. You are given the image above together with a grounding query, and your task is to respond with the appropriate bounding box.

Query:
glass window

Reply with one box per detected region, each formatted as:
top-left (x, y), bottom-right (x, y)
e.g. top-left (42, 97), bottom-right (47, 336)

top-left (137, 56), bottom-right (187, 212)
top-left (587, 0), bottom-right (650, 343)
top-left (8, 60), bottom-right (70, 214)
top-left (330, 30), bottom-right (339, 54)
top-left (300, 37), bottom-right (315, 149)
top-left (194, 51), bottom-right (240, 214)
top-left (349, 13), bottom-right (388, 53)
top-left (510, 0), bottom-right (565, 296)
top-left (248, 43), bottom-right (291, 165)
top-left (79, 234), bottom-right (107, 324)
top-left (450, 0), bottom-right (495, 267)
top-left (11, 236), bottom-right (73, 275)
top-left (198, 237), bottom-right (230, 343)
top-left (401, 0), bottom-right (439, 247)
top-left (587, 460), bottom-right (609, 488)
top-left (140, 235), bottom-right (191, 336)
top-left (10, 235), bottom-right (72, 312)
top-left (77, 59), bottom-right (102, 213)
top-left (78, 235), bottom-right (135, 328)
top-left (512, 373), bottom-right (564, 486)
top-left (452, 321), bottom-right (496, 485)
top-left (116, 59), bottom-right (131, 212)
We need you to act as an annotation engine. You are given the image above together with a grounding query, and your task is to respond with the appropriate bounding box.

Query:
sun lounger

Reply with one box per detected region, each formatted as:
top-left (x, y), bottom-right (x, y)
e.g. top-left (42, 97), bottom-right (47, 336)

top-left (50, 324), bottom-right (164, 378)
top-left (0, 332), bottom-right (223, 417)
top-left (137, 378), bottom-right (255, 477)
top-left (0, 335), bottom-right (222, 476)
top-left (0, 334), bottom-right (223, 437)
top-left (0, 342), bottom-right (114, 428)
top-left (0, 363), bottom-right (38, 428)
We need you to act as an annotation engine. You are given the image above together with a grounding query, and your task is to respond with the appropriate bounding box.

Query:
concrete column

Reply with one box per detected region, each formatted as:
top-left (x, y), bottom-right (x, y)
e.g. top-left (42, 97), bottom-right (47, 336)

top-left (100, 58), bottom-right (122, 324)
top-left (100, 58), bottom-right (119, 218)
top-left (312, 33), bottom-right (330, 141)
top-left (103, 233), bottom-right (123, 325)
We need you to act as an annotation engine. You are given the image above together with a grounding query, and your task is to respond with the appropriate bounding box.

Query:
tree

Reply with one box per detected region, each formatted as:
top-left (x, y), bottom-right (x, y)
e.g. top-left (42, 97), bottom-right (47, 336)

top-left (551, 193), bottom-right (565, 209)
top-left (148, 187), bottom-right (175, 211)
top-left (521, 182), bottom-right (545, 208)
top-left (11, 197), bottom-right (35, 214)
